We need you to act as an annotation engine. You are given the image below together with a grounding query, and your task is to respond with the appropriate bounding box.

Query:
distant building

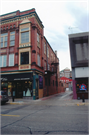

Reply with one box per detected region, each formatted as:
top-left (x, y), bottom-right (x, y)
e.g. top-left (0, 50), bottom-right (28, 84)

top-left (0, 9), bottom-right (64, 100)
top-left (69, 32), bottom-right (88, 99)
top-left (60, 68), bottom-right (72, 90)
top-left (60, 76), bottom-right (72, 90)
top-left (60, 67), bottom-right (72, 78)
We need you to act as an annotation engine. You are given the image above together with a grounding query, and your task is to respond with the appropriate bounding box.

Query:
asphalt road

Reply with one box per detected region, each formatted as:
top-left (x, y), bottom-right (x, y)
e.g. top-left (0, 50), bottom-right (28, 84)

top-left (0, 91), bottom-right (89, 135)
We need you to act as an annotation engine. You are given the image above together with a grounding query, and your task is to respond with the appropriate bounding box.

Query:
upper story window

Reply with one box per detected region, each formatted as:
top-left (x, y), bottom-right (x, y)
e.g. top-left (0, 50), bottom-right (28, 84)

top-left (48, 64), bottom-right (50, 70)
top-left (37, 54), bottom-right (41, 67)
top-left (0, 55), bottom-right (7, 67)
top-left (21, 27), bottom-right (29, 44)
top-left (44, 43), bottom-right (46, 54)
top-left (37, 33), bottom-right (40, 48)
top-left (20, 52), bottom-right (29, 65)
top-left (0, 33), bottom-right (8, 48)
top-left (47, 46), bottom-right (49, 58)
top-left (44, 62), bottom-right (46, 70)
top-left (75, 43), bottom-right (88, 61)
top-left (51, 53), bottom-right (53, 62)
top-left (9, 54), bottom-right (14, 66)
top-left (54, 56), bottom-right (55, 62)
top-left (10, 25), bottom-right (12, 28)
top-left (10, 31), bottom-right (15, 46)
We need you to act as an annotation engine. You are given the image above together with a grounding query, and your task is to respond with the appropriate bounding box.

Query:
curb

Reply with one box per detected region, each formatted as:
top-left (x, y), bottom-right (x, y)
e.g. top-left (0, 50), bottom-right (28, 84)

top-left (9, 102), bottom-right (25, 105)
top-left (76, 102), bottom-right (89, 106)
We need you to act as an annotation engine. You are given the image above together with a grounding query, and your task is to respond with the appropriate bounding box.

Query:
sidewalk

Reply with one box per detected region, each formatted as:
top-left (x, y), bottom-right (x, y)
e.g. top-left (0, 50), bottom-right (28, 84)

top-left (7, 91), bottom-right (89, 106)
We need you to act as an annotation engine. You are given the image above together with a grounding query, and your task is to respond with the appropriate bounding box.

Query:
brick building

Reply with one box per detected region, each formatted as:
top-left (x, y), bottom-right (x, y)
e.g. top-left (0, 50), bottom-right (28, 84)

top-left (0, 8), bottom-right (64, 100)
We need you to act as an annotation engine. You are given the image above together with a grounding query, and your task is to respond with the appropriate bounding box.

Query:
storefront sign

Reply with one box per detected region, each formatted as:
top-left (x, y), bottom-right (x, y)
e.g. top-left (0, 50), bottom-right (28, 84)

top-left (79, 84), bottom-right (87, 90)
top-left (39, 76), bottom-right (43, 89)
top-left (14, 78), bottom-right (30, 80)
top-left (1, 78), bottom-right (7, 81)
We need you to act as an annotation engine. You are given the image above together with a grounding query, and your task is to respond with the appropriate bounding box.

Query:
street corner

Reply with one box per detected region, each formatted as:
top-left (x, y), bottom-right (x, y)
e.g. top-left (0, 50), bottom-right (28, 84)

top-left (76, 102), bottom-right (89, 106)
top-left (9, 101), bottom-right (24, 105)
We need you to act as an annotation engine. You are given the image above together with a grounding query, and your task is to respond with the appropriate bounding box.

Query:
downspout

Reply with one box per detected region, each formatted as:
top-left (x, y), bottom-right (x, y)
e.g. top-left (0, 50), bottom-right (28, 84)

top-left (46, 41), bottom-right (49, 96)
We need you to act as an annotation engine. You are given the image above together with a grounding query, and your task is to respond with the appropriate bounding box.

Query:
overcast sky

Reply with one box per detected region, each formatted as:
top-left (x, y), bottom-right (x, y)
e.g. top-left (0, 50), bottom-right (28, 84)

top-left (0, 0), bottom-right (89, 71)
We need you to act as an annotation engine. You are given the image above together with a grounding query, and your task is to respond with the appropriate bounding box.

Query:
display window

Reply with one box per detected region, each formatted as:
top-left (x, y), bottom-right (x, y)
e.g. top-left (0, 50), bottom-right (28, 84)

top-left (76, 78), bottom-right (88, 93)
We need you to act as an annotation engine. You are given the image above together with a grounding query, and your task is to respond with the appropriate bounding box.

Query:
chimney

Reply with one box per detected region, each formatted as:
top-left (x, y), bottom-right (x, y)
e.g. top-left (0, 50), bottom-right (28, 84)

top-left (55, 51), bottom-right (57, 56)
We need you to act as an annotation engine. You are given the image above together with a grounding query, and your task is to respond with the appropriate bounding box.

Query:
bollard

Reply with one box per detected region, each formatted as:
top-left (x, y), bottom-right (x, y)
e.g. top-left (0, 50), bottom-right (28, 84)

top-left (12, 96), bottom-right (14, 102)
top-left (82, 94), bottom-right (85, 102)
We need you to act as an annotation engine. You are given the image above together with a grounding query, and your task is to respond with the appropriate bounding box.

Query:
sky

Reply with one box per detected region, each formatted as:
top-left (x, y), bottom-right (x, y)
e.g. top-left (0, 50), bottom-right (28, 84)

top-left (0, 0), bottom-right (89, 71)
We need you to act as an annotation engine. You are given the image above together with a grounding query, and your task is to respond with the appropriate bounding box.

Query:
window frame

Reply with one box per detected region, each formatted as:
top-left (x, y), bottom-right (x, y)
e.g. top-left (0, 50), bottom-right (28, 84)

top-left (0, 33), bottom-right (8, 48)
top-left (0, 55), bottom-right (7, 67)
top-left (21, 27), bottom-right (29, 44)
top-left (20, 52), bottom-right (29, 65)
top-left (9, 54), bottom-right (14, 66)
top-left (44, 43), bottom-right (46, 54)
top-left (47, 46), bottom-right (49, 58)
top-left (10, 31), bottom-right (15, 46)
top-left (37, 33), bottom-right (40, 48)
top-left (37, 54), bottom-right (41, 67)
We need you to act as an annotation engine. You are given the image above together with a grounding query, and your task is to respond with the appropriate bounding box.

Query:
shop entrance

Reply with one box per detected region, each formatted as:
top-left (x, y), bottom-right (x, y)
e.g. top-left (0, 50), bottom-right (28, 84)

top-left (8, 81), bottom-right (32, 98)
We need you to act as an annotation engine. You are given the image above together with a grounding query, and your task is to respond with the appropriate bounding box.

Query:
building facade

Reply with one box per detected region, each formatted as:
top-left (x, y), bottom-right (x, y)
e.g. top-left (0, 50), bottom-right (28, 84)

top-left (69, 32), bottom-right (88, 99)
top-left (0, 9), bottom-right (64, 100)
top-left (60, 67), bottom-right (72, 78)
top-left (60, 77), bottom-right (72, 91)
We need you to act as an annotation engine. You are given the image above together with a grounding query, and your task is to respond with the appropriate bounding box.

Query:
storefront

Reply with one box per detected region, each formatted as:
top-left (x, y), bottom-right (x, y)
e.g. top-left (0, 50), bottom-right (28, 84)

top-left (1, 72), bottom-right (33, 98)
top-left (76, 78), bottom-right (88, 99)
top-left (1, 72), bottom-right (44, 100)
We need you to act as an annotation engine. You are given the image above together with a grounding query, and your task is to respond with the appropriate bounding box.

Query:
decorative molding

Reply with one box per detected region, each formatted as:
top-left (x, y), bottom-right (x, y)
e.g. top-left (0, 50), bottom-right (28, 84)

top-left (32, 24), bottom-right (37, 29)
top-left (31, 62), bottom-right (36, 66)
top-left (18, 45), bottom-right (32, 49)
top-left (32, 50), bottom-right (36, 53)
top-left (15, 52), bottom-right (18, 55)
top-left (15, 64), bottom-right (18, 66)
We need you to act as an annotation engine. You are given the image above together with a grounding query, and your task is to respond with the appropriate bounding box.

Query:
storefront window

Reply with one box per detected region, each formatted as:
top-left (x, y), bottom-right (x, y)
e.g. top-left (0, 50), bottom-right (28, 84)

top-left (23, 81), bottom-right (32, 97)
top-left (8, 82), bottom-right (12, 96)
top-left (1, 82), bottom-right (8, 91)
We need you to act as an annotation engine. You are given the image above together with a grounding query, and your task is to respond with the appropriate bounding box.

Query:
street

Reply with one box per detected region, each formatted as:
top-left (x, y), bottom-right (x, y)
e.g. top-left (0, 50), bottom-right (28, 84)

top-left (1, 91), bottom-right (89, 135)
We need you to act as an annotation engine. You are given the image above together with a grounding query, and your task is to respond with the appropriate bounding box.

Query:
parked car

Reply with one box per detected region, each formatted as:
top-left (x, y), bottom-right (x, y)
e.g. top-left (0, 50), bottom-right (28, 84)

top-left (0, 90), bottom-right (9, 104)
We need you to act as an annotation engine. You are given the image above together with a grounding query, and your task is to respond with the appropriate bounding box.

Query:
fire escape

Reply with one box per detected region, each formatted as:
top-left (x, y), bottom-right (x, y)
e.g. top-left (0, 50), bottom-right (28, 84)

top-left (44, 58), bottom-right (59, 96)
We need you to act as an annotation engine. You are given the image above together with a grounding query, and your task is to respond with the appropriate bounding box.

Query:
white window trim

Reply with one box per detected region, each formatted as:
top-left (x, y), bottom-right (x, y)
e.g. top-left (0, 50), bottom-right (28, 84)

top-left (1, 33), bottom-right (8, 48)
top-left (10, 31), bottom-right (15, 46)
top-left (0, 55), bottom-right (7, 67)
top-left (9, 54), bottom-right (14, 66)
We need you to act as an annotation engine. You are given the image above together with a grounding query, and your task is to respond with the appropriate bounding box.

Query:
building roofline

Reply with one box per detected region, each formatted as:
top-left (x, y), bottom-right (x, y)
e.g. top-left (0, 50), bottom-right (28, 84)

top-left (0, 10), bottom-right (19, 17)
top-left (44, 36), bottom-right (59, 59)
top-left (0, 8), bottom-right (44, 28)
top-left (68, 31), bottom-right (89, 38)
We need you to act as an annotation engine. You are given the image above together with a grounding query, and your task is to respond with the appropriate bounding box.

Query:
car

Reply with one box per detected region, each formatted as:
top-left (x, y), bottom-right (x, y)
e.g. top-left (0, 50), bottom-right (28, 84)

top-left (0, 90), bottom-right (9, 104)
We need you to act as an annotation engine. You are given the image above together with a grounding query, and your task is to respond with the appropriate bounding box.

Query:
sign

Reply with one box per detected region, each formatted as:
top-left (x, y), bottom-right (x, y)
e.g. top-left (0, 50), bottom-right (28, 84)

top-left (1, 78), bottom-right (7, 81)
top-left (79, 84), bottom-right (87, 90)
top-left (14, 78), bottom-right (30, 80)
top-left (39, 76), bottom-right (43, 89)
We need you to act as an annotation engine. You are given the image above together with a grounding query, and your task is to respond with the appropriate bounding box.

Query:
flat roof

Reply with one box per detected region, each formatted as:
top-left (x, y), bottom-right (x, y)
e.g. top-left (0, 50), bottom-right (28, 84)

top-left (68, 32), bottom-right (89, 38)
